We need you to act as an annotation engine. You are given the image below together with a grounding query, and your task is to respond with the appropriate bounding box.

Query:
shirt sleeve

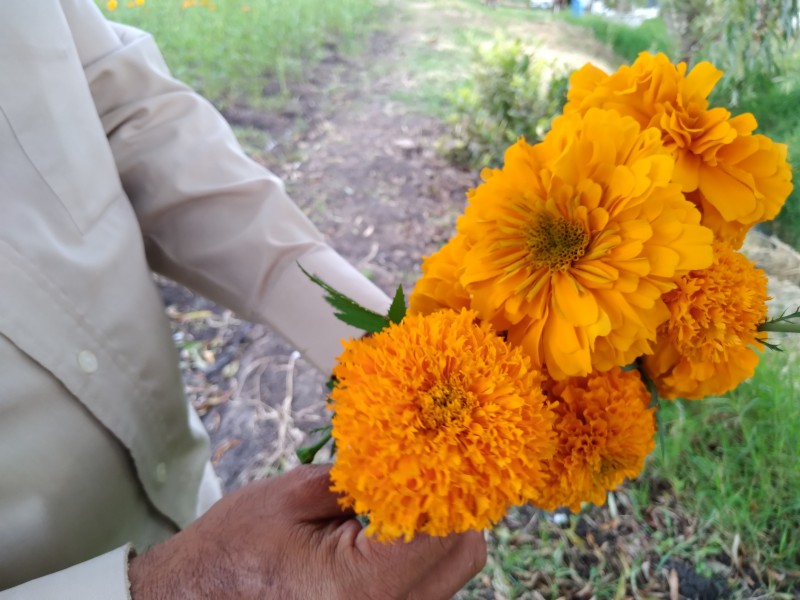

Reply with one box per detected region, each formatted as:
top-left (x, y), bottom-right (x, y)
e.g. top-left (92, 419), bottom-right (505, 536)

top-left (61, 0), bottom-right (391, 373)
top-left (0, 546), bottom-right (132, 600)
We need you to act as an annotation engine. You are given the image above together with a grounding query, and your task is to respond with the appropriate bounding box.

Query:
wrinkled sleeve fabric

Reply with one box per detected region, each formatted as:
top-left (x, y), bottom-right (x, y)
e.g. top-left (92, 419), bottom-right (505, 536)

top-left (0, 546), bottom-right (132, 600)
top-left (64, 0), bottom-right (390, 373)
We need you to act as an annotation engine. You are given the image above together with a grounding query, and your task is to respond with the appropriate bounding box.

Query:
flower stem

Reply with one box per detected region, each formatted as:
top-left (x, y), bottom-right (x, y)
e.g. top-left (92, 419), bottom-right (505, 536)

top-left (758, 321), bottom-right (800, 333)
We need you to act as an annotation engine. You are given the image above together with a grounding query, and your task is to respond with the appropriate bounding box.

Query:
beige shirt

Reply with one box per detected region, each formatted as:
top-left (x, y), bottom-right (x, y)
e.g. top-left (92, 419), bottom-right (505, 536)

top-left (0, 1), bottom-right (389, 597)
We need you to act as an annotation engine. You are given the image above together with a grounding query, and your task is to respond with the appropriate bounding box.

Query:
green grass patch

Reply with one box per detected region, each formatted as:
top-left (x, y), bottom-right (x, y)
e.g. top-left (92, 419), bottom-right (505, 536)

top-left (635, 346), bottom-right (800, 571)
top-left (388, 0), bottom-right (558, 116)
top-left (96, 0), bottom-right (379, 108)
top-left (564, 15), bottom-right (674, 63)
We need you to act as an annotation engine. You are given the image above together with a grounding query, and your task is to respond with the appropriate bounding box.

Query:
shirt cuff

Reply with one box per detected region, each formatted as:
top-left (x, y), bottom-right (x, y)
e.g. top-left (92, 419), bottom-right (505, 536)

top-left (0, 544), bottom-right (134, 600)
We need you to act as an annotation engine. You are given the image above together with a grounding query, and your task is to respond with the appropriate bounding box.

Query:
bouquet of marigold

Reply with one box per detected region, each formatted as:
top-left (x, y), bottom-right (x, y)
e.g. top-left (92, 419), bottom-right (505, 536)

top-left (299, 51), bottom-right (795, 542)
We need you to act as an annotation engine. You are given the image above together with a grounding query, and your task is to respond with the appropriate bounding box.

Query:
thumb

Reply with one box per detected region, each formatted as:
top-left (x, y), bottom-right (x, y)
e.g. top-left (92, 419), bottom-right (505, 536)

top-left (276, 463), bottom-right (355, 522)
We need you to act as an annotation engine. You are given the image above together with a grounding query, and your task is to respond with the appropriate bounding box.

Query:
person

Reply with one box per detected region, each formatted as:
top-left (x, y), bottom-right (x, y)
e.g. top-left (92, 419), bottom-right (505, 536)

top-left (0, 1), bottom-right (486, 597)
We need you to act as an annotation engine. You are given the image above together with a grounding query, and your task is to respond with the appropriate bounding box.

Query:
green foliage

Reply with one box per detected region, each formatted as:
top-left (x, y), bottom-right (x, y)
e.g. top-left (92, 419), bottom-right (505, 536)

top-left (96, 0), bottom-right (377, 108)
top-left (387, 286), bottom-right (407, 325)
top-left (565, 15), bottom-right (674, 63)
top-left (441, 36), bottom-right (571, 169)
top-left (663, 0), bottom-right (800, 104)
top-left (635, 347), bottom-right (800, 570)
top-left (299, 265), bottom-right (393, 334)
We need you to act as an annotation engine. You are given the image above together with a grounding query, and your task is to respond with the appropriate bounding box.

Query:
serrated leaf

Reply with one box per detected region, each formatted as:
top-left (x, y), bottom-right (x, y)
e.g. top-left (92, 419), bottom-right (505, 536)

top-left (387, 285), bottom-right (407, 325)
top-left (299, 264), bottom-right (390, 334)
top-left (763, 341), bottom-right (784, 352)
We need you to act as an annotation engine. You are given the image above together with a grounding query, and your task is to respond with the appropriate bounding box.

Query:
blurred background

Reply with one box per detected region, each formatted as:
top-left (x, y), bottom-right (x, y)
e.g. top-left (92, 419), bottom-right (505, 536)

top-left (99, 1), bottom-right (800, 597)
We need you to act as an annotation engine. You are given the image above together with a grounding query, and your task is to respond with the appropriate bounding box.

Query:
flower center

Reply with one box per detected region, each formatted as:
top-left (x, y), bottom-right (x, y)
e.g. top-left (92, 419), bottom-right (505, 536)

top-left (419, 380), bottom-right (473, 430)
top-left (526, 211), bottom-right (589, 272)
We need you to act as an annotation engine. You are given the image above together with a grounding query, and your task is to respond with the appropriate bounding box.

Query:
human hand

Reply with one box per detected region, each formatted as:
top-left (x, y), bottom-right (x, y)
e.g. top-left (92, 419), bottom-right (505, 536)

top-left (128, 464), bottom-right (486, 599)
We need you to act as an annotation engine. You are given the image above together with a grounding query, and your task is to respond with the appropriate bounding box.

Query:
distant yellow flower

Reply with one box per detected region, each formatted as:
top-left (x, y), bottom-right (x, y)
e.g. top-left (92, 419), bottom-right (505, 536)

top-left (106, 0), bottom-right (118, 10)
top-left (643, 243), bottom-right (769, 400)
top-left (565, 52), bottom-right (793, 247)
top-left (329, 309), bottom-right (556, 541)
top-left (457, 108), bottom-right (713, 379)
top-left (531, 368), bottom-right (656, 512)
top-left (135, 0), bottom-right (144, 5)
top-left (408, 234), bottom-right (472, 317)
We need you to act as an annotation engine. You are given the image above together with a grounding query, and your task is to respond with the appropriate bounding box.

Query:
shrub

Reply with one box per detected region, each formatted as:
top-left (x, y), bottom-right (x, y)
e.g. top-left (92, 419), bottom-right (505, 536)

top-left (441, 36), bottom-right (570, 170)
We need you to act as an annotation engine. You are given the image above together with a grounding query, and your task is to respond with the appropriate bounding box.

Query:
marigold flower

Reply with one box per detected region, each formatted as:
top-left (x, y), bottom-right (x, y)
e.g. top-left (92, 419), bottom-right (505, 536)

top-left (457, 108), bottom-right (713, 379)
top-left (643, 243), bottom-right (769, 400)
top-left (408, 234), bottom-right (472, 317)
top-left (531, 368), bottom-right (656, 512)
top-left (565, 52), bottom-right (793, 247)
top-left (329, 309), bottom-right (556, 541)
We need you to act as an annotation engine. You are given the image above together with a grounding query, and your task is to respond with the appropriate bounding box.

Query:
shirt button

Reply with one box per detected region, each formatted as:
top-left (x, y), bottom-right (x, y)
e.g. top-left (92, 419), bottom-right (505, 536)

top-left (155, 462), bottom-right (168, 484)
top-left (77, 350), bottom-right (98, 373)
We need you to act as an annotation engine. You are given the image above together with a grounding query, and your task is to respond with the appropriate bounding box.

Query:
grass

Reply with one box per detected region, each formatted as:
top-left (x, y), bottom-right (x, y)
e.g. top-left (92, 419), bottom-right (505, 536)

top-left (634, 345), bottom-right (800, 573)
top-left (458, 345), bottom-right (800, 598)
top-left (387, 0), bottom-right (543, 116)
top-left (563, 14), bottom-right (675, 63)
top-left (96, 0), bottom-right (379, 108)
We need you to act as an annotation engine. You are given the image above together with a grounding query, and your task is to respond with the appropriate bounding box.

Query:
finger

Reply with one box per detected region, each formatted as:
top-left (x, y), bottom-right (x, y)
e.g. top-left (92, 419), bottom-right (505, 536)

top-left (351, 529), bottom-right (477, 594)
top-left (274, 463), bottom-right (355, 521)
top-left (407, 530), bottom-right (487, 600)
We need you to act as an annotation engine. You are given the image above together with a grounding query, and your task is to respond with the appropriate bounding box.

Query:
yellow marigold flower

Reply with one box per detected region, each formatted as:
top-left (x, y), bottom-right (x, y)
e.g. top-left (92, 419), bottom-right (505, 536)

top-left (106, 0), bottom-right (118, 10)
top-left (329, 309), bottom-right (556, 541)
top-left (643, 243), bottom-right (769, 400)
top-left (531, 368), bottom-right (656, 512)
top-left (457, 108), bottom-right (713, 379)
top-left (408, 234), bottom-right (472, 317)
top-left (565, 52), bottom-right (793, 248)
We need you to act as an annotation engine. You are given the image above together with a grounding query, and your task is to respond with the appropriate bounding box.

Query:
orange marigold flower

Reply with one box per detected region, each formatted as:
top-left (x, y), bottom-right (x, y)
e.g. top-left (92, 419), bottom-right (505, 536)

top-left (565, 52), bottom-right (793, 248)
top-left (531, 368), bottom-right (656, 512)
top-left (457, 108), bottom-right (713, 379)
top-left (329, 309), bottom-right (556, 541)
top-left (408, 234), bottom-right (472, 317)
top-left (643, 243), bottom-right (769, 400)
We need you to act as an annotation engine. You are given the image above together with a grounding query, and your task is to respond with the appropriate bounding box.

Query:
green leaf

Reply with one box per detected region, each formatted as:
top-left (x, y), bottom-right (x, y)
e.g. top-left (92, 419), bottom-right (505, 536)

top-left (325, 375), bottom-right (339, 392)
top-left (635, 360), bottom-right (665, 459)
top-left (299, 264), bottom-right (390, 334)
top-left (296, 426), bottom-right (333, 464)
top-left (387, 285), bottom-right (407, 325)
